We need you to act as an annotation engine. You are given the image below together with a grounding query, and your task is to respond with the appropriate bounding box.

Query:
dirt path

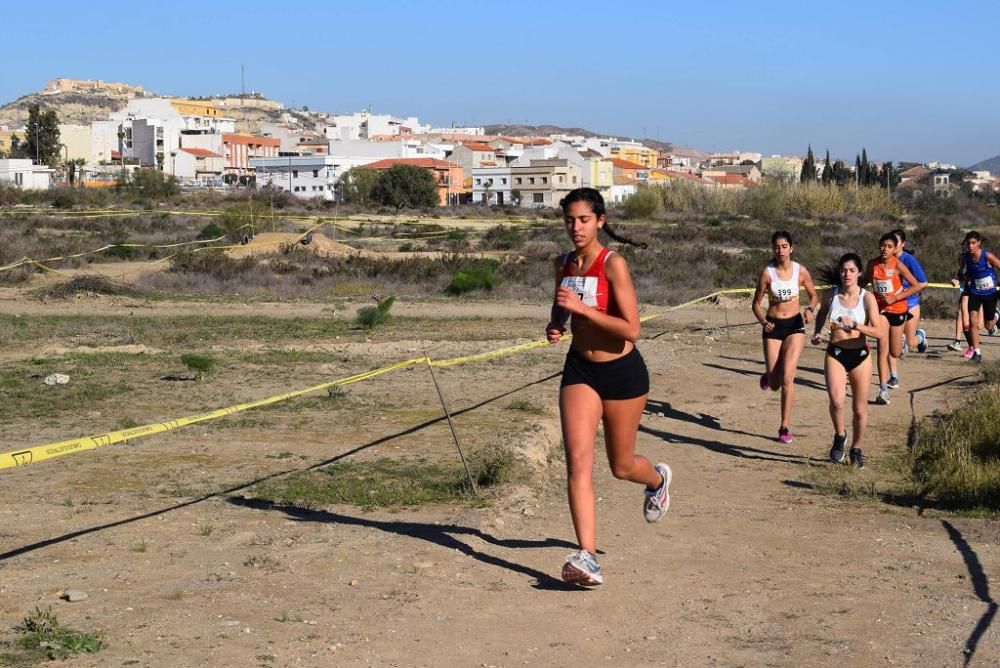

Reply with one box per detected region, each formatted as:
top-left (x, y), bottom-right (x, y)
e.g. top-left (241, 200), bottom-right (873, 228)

top-left (1, 301), bottom-right (998, 666)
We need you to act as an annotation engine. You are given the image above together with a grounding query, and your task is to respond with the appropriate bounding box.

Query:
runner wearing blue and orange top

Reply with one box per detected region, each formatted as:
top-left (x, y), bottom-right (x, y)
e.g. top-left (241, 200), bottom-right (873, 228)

top-left (545, 187), bottom-right (671, 587)
top-left (890, 229), bottom-right (929, 355)
top-left (865, 233), bottom-right (923, 405)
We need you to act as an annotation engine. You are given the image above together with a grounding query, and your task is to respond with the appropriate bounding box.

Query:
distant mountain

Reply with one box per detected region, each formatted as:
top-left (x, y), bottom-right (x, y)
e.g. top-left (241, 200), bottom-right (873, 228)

top-left (484, 123), bottom-right (674, 152)
top-left (968, 155), bottom-right (1000, 174)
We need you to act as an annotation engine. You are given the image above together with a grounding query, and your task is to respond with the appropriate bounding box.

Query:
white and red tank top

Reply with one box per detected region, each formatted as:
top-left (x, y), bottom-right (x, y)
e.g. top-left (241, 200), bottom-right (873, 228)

top-left (560, 248), bottom-right (618, 315)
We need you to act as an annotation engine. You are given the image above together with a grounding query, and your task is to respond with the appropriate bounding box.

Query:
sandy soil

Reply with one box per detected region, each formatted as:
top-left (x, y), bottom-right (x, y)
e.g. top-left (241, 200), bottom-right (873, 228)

top-left (1, 292), bottom-right (999, 667)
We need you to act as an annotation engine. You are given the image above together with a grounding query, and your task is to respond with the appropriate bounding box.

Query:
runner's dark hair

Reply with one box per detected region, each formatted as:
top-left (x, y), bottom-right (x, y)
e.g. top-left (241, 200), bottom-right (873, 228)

top-left (879, 232), bottom-right (897, 246)
top-left (964, 230), bottom-right (982, 243)
top-left (771, 230), bottom-right (793, 246)
top-left (818, 252), bottom-right (864, 289)
top-left (560, 187), bottom-right (648, 248)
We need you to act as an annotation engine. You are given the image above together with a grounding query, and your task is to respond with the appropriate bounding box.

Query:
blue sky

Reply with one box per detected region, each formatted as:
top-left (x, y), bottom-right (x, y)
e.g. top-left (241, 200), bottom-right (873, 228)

top-left (4, 0), bottom-right (998, 166)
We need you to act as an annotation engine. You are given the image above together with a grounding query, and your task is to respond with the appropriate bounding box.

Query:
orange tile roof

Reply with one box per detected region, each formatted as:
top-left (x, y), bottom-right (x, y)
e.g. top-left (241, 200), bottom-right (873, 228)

top-left (611, 158), bottom-right (647, 170)
top-left (223, 133), bottom-right (280, 146)
top-left (179, 148), bottom-right (222, 158)
top-left (462, 142), bottom-right (495, 152)
top-left (363, 158), bottom-right (457, 170)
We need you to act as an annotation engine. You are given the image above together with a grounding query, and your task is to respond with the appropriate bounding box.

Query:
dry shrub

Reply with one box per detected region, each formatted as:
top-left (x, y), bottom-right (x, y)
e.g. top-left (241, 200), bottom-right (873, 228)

top-left (169, 249), bottom-right (259, 280)
top-left (40, 275), bottom-right (139, 300)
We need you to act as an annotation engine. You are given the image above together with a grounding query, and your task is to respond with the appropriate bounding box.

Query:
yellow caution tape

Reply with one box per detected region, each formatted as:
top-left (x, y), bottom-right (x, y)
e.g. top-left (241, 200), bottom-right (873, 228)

top-left (0, 272), bottom-right (976, 472)
top-left (0, 357), bottom-right (425, 471)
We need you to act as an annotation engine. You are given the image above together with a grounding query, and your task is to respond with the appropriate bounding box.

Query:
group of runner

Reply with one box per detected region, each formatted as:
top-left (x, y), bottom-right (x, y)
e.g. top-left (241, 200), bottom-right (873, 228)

top-left (545, 186), bottom-right (1000, 586)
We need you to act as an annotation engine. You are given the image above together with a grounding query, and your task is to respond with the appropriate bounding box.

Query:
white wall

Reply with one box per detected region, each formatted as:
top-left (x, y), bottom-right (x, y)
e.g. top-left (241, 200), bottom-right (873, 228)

top-left (0, 159), bottom-right (53, 190)
top-left (250, 155), bottom-right (371, 199)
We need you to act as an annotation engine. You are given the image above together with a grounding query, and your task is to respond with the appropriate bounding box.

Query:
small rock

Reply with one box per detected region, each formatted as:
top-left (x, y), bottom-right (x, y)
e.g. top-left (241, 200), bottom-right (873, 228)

top-left (521, 507), bottom-right (534, 516)
top-left (644, 635), bottom-right (657, 640)
top-left (44, 373), bottom-right (70, 386)
top-left (413, 562), bottom-right (434, 569)
top-left (62, 590), bottom-right (88, 602)
top-left (349, 579), bottom-right (358, 587)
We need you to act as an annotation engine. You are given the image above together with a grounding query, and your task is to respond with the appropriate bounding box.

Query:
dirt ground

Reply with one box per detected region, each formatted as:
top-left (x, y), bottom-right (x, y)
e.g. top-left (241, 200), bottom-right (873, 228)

top-left (1, 288), bottom-right (999, 667)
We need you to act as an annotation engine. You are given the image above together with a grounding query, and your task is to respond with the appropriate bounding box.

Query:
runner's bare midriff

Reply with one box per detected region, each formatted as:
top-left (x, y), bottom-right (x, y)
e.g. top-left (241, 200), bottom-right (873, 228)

top-left (570, 321), bottom-right (634, 362)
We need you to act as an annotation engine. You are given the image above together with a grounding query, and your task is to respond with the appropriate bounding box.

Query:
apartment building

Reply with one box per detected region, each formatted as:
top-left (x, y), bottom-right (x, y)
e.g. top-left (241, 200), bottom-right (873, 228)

top-left (510, 159), bottom-right (582, 208)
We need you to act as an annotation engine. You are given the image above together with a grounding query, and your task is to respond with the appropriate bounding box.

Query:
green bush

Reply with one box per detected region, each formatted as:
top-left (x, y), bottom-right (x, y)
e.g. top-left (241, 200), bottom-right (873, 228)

top-left (910, 386), bottom-right (1000, 510)
top-left (5, 607), bottom-right (104, 661)
top-left (746, 183), bottom-right (786, 222)
top-left (355, 296), bottom-right (395, 329)
top-left (180, 353), bottom-right (215, 380)
top-left (198, 222), bottom-right (224, 240)
top-left (481, 224), bottom-right (524, 250)
top-left (446, 260), bottom-right (502, 295)
top-left (623, 185), bottom-right (663, 219)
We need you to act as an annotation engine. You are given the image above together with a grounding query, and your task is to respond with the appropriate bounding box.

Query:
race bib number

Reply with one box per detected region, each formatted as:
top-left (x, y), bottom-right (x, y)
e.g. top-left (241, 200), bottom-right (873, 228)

top-left (873, 279), bottom-right (894, 296)
top-left (773, 285), bottom-right (795, 301)
top-left (561, 276), bottom-right (598, 307)
top-left (975, 275), bottom-right (995, 291)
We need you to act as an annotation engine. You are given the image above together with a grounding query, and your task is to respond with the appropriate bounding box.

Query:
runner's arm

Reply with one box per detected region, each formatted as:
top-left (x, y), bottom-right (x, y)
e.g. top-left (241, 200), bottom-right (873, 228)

top-left (986, 252), bottom-right (1000, 272)
top-left (800, 266), bottom-right (820, 324)
top-left (884, 261), bottom-right (923, 304)
top-left (751, 268), bottom-right (773, 330)
top-left (856, 292), bottom-right (888, 340)
top-left (810, 291), bottom-right (833, 344)
top-left (546, 256), bottom-right (568, 343)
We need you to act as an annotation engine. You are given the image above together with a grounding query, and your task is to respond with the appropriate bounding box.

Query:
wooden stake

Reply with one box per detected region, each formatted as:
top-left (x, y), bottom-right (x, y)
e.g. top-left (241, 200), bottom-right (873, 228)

top-left (424, 355), bottom-right (478, 496)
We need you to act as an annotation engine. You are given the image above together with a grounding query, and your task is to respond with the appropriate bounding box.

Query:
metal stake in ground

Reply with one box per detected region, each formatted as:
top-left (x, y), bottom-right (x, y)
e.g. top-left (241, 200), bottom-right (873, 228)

top-left (424, 355), bottom-right (478, 496)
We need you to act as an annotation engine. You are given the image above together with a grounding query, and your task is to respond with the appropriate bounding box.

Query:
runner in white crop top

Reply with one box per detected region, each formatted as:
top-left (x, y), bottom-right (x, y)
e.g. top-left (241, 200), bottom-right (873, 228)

top-left (811, 253), bottom-right (887, 469)
top-left (751, 231), bottom-right (818, 445)
top-left (828, 287), bottom-right (869, 331)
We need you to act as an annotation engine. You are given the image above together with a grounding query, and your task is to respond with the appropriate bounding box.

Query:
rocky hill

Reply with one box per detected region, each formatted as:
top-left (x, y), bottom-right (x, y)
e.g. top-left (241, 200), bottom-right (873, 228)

top-left (0, 81), bottom-right (328, 133)
top-left (968, 154), bottom-right (1000, 174)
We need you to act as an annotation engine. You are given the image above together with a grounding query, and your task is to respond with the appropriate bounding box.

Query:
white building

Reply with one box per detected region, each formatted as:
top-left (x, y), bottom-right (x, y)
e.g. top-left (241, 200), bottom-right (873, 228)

top-left (99, 98), bottom-right (237, 172)
top-left (328, 139), bottom-right (446, 161)
top-left (427, 125), bottom-right (485, 136)
top-left (250, 155), bottom-right (372, 199)
top-left (471, 166), bottom-right (514, 205)
top-left (173, 148), bottom-right (224, 182)
top-left (90, 121), bottom-right (120, 165)
top-left (0, 159), bottom-right (54, 190)
top-left (325, 110), bottom-right (429, 140)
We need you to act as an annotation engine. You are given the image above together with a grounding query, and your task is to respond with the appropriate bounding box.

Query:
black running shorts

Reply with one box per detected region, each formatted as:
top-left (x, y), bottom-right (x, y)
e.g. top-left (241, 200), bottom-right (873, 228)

top-left (561, 346), bottom-right (649, 400)
top-left (763, 313), bottom-right (806, 341)
top-left (967, 292), bottom-right (999, 317)
top-left (880, 311), bottom-right (912, 327)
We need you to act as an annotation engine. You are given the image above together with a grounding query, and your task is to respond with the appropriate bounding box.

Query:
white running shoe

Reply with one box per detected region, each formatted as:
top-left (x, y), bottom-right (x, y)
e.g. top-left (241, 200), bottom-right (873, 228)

top-left (643, 463), bottom-right (672, 523)
top-left (562, 550), bottom-right (603, 586)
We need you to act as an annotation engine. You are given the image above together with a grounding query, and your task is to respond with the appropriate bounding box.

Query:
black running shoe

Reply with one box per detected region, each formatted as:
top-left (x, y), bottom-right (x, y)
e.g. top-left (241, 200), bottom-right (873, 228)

top-left (849, 447), bottom-right (865, 469)
top-left (830, 433), bottom-right (848, 464)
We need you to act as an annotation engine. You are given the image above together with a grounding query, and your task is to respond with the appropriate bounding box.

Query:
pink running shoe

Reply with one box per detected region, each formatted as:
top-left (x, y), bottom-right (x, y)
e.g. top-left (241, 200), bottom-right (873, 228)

top-left (778, 427), bottom-right (793, 444)
top-left (963, 346), bottom-right (976, 360)
top-left (759, 372), bottom-right (769, 391)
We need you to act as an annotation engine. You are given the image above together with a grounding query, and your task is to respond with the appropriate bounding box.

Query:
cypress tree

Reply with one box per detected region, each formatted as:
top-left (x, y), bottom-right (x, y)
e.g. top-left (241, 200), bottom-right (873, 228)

top-left (855, 154), bottom-right (862, 185)
top-left (860, 148), bottom-right (870, 186)
top-left (821, 149), bottom-right (833, 184)
top-left (800, 144), bottom-right (816, 182)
